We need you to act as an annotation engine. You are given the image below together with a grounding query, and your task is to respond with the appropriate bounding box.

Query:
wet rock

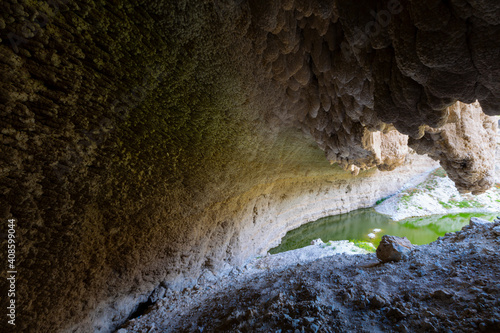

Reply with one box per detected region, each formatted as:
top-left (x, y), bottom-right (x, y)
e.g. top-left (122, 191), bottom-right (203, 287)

top-left (376, 235), bottom-right (414, 262)
top-left (395, 323), bottom-right (409, 333)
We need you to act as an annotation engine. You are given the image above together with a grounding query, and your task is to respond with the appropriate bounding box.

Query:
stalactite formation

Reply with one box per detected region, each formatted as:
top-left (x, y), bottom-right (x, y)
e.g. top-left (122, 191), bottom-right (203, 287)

top-left (0, 0), bottom-right (499, 332)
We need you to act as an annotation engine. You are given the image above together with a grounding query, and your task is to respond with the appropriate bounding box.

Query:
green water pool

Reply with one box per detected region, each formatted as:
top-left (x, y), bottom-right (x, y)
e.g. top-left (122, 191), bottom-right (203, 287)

top-left (269, 209), bottom-right (499, 254)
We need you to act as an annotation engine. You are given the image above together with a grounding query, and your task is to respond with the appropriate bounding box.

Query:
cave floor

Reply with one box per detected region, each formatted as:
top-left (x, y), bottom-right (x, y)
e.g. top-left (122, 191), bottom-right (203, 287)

top-left (120, 220), bottom-right (500, 333)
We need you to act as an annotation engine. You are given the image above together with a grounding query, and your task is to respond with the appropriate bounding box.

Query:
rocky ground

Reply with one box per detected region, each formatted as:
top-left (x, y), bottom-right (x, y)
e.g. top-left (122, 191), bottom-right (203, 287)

top-left (377, 125), bottom-right (500, 221)
top-left (118, 218), bottom-right (500, 333)
top-left (375, 167), bottom-right (500, 221)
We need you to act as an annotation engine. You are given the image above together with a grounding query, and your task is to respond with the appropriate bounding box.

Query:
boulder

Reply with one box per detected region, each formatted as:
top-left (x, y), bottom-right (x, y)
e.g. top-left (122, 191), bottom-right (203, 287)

top-left (469, 217), bottom-right (492, 228)
top-left (376, 235), bottom-right (414, 262)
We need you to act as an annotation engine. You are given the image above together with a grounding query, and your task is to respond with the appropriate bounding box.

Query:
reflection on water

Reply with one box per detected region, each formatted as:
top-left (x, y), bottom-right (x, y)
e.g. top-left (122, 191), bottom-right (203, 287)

top-left (269, 209), bottom-right (498, 254)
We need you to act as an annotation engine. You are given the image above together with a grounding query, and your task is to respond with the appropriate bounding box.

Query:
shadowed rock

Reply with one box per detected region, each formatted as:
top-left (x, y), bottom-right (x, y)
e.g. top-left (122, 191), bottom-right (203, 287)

top-left (376, 235), bottom-right (414, 262)
top-left (1, 0), bottom-right (500, 331)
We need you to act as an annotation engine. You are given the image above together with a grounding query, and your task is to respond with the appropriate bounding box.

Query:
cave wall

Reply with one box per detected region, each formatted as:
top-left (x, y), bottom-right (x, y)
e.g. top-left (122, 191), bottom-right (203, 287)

top-left (68, 132), bottom-right (438, 333)
top-left (0, 0), bottom-right (498, 332)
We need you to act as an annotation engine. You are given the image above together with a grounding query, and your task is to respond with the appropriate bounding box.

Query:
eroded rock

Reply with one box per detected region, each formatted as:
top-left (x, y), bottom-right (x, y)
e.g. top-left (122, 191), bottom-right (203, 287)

top-left (470, 217), bottom-right (492, 228)
top-left (1, 0), bottom-right (500, 331)
top-left (376, 235), bottom-right (414, 262)
top-left (409, 102), bottom-right (497, 194)
top-left (242, 0), bottom-right (500, 192)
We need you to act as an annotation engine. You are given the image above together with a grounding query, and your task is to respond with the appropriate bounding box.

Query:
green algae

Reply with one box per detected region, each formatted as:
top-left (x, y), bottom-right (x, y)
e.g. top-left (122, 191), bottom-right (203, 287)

top-left (269, 209), bottom-right (498, 254)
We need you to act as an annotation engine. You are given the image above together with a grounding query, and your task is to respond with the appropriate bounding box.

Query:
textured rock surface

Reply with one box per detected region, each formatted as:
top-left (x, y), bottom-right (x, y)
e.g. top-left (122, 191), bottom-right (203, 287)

top-left (0, 0), bottom-right (499, 332)
top-left (376, 235), bottom-right (414, 262)
top-left (122, 218), bottom-right (500, 333)
top-left (239, 0), bottom-right (500, 184)
top-left (409, 102), bottom-right (497, 194)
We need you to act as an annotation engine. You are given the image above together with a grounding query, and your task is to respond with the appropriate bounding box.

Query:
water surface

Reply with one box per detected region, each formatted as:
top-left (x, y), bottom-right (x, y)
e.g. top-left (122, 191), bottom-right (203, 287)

top-left (269, 209), bottom-right (498, 254)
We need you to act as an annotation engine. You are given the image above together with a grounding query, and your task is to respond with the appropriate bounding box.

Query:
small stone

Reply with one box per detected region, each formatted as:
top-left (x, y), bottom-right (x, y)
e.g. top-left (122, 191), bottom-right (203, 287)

top-left (431, 290), bottom-right (454, 300)
top-left (430, 262), bottom-right (444, 271)
top-left (149, 286), bottom-right (166, 303)
top-left (198, 269), bottom-right (217, 285)
top-left (117, 329), bottom-right (128, 333)
top-left (492, 226), bottom-right (500, 236)
top-left (396, 323), bottom-right (409, 333)
top-left (304, 317), bottom-right (316, 323)
top-left (370, 295), bottom-right (386, 308)
top-left (386, 307), bottom-right (406, 319)
top-left (311, 238), bottom-right (323, 245)
top-left (376, 235), bottom-right (414, 262)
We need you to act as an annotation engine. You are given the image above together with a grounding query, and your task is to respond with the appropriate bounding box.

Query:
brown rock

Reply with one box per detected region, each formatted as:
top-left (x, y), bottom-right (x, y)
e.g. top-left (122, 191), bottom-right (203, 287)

top-left (431, 289), bottom-right (454, 300)
top-left (376, 235), bottom-right (414, 262)
top-left (409, 102), bottom-right (496, 194)
top-left (2, 0), bottom-right (500, 331)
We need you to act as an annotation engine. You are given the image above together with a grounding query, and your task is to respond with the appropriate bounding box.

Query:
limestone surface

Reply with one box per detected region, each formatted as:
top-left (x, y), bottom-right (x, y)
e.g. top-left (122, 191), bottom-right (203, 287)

top-left (0, 0), bottom-right (499, 332)
top-left (409, 102), bottom-right (497, 194)
top-left (121, 218), bottom-right (500, 333)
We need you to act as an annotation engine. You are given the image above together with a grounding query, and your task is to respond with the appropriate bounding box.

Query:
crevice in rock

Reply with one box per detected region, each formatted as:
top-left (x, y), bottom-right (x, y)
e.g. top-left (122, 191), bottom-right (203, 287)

top-left (126, 299), bottom-right (153, 322)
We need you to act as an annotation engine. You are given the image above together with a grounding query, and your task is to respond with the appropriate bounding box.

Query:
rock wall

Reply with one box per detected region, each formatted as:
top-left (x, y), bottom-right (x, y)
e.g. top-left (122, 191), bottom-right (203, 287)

top-left (0, 0), bottom-right (498, 332)
top-left (239, 0), bottom-right (500, 190)
top-left (409, 101), bottom-right (497, 194)
top-left (233, 152), bottom-right (437, 261)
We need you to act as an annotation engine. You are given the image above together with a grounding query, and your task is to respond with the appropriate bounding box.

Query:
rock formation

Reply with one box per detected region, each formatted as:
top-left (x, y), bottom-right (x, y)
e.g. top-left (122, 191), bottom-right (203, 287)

top-left (122, 218), bottom-right (500, 332)
top-left (242, 0), bottom-right (499, 190)
top-left (376, 234), bottom-right (414, 262)
top-left (409, 101), bottom-right (497, 194)
top-left (0, 0), bottom-right (499, 332)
